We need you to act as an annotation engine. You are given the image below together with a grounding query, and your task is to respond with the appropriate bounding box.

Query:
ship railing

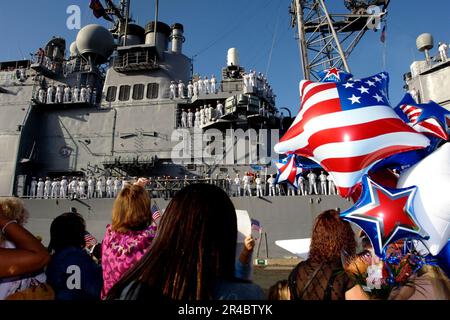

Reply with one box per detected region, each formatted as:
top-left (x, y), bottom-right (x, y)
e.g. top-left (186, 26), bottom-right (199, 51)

top-left (113, 49), bottom-right (159, 72)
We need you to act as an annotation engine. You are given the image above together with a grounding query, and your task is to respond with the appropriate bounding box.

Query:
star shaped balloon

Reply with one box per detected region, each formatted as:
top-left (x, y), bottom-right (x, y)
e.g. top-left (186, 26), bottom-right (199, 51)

top-left (275, 72), bottom-right (430, 198)
top-left (340, 175), bottom-right (428, 257)
top-left (395, 93), bottom-right (449, 141)
top-left (318, 68), bottom-right (353, 83)
top-left (397, 143), bottom-right (450, 256)
top-left (274, 154), bottom-right (303, 188)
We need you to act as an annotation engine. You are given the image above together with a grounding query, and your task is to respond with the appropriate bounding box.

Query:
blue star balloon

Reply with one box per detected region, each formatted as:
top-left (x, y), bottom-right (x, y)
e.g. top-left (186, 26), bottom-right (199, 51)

top-left (395, 93), bottom-right (449, 141)
top-left (340, 175), bottom-right (428, 257)
top-left (318, 68), bottom-right (353, 83)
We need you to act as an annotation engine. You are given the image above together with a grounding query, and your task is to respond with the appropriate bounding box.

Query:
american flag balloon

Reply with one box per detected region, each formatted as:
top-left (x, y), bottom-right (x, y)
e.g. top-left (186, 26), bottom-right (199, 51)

top-left (274, 72), bottom-right (430, 198)
top-left (274, 154), bottom-right (302, 188)
top-left (395, 93), bottom-right (449, 141)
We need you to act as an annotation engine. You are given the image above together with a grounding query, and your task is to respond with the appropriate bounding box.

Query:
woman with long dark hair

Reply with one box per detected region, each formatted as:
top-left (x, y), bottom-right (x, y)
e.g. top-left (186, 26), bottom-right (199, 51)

top-left (288, 209), bottom-right (368, 300)
top-left (107, 184), bottom-right (264, 300)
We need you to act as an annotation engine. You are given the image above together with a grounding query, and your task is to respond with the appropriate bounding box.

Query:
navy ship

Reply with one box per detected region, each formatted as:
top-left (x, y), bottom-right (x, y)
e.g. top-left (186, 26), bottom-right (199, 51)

top-left (0, 0), bottom-right (407, 259)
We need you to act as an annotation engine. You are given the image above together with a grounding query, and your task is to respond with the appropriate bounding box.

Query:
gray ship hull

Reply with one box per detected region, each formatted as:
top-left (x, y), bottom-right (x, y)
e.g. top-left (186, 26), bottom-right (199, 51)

top-left (23, 195), bottom-right (352, 259)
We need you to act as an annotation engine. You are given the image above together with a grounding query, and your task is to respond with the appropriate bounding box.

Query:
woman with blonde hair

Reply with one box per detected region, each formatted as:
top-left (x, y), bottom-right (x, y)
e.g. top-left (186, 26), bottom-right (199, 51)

top-left (389, 265), bottom-right (450, 300)
top-left (268, 280), bottom-right (291, 300)
top-left (101, 182), bottom-right (157, 299)
top-left (0, 198), bottom-right (49, 299)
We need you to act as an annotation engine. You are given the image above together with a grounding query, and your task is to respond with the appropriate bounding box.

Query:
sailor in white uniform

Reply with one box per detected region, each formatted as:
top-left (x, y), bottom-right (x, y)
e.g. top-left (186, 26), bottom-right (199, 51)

top-left (64, 85), bottom-right (71, 103)
top-left (47, 86), bottom-right (54, 104)
top-left (439, 42), bottom-right (448, 62)
top-left (38, 88), bottom-right (46, 103)
top-left (113, 177), bottom-right (121, 197)
top-left (30, 177), bottom-right (37, 198)
top-left (60, 176), bottom-right (68, 198)
top-left (96, 178), bottom-right (104, 198)
top-left (297, 174), bottom-right (306, 196)
top-left (178, 80), bottom-right (185, 99)
top-left (106, 177), bottom-right (113, 198)
top-left (72, 86), bottom-right (79, 102)
top-left (187, 109), bottom-right (194, 128)
top-left (243, 73), bottom-right (250, 92)
top-left (37, 178), bottom-right (45, 198)
top-left (267, 175), bottom-right (276, 196)
top-left (193, 80), bottom-right (199, 97)
top-left (187, 81), bottom-right (194, 99)
top-left (181, 109), bottom-right (187, 128)
top-left (194, 108), bottom-right (200, 128)
top-left (198, 76), bottom-right (204, 94)
top-left (216, 101), bottom-right (224, 119)
top-left (169, 81), bottom-right (177, 99)
top-left (287, 183), bottom-right (296, 196)
top-left (78, 178), bottom-right (87, 199)
top-left (44, 177), bottom-right (52, 199)
top-left (319, 171), bottom-right (328, 195)
top-left (200, 107), bottom-right (206, 126)
top-left (80, 86), bottom-right (87, 103)
top-left (87, 176), bottom-right (95, 199)
top-left (307, 171), bottom-right (318, 195)
top-left (249, 70), bottom-right (256, 88)
top-left (255, 175), bottom-right (263, 197)
top-left (243, 172), bottom-right (252, 197)
top-left (56, 85), bottom-right (64, 104)
top-left (206, 104), bottom-right (213, 123)
top-left (68, 177), bottom-right (78, 199)
top-left (86, 86), bottom-right (92, 104)
top-left (210, 75), bottom-right (217, 94)
top-left (234, 174), bottom-right (241, 197)
top-left (51, 179), bottom-right (59, 198)
top-left (204, 76), bottom-right (210, 94)
top-left (327, 174), bottom-right (336, 195)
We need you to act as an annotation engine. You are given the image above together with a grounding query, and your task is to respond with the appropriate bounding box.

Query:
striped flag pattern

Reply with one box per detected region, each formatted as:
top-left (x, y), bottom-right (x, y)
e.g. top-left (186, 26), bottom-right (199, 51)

top-left (84, 231), bottom-right (98, 248)
top-left (151, 203), bottom-right (161, 221)
top-left (275, 154), bottom-right (302, 188)
top-left (274, 73), bottom-right (430, 197)
top-left (397, 100), bottom-right (449, 141)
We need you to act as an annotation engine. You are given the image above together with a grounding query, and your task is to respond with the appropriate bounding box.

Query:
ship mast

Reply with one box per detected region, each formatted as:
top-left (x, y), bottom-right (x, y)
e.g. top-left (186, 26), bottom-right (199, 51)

top-left (290, 0), bottom-right (389, 80)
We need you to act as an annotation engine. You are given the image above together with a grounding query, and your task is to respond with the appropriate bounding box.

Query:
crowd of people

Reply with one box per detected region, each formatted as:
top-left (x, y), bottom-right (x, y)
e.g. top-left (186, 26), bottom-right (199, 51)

top-left (26, 171), bottom-right (336, 200)
top-left (169, 74), bottom-right (219, 100)
top-left (1, 182), bottom-right (448, 301)
top-left (34, 84), bottom-right (98, 105)
top-left (178, 100), bottom-right (224, 128)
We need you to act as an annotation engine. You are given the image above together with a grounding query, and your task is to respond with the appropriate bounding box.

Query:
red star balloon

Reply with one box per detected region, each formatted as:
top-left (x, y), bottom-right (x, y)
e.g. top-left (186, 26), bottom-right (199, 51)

top-left (340, 175), bottom-right (428, 257)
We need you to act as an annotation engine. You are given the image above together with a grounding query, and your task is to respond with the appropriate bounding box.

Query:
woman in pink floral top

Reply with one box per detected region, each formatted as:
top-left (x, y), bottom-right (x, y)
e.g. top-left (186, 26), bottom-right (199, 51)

top-left (101, 182), bottom-right (157, 299)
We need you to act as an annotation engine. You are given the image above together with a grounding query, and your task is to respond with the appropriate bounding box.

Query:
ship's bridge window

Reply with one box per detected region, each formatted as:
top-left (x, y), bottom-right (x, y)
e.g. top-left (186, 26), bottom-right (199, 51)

top-left (146, 83), bottom-right (159, 99)
top-left (132, 84), bottom-right (145, 100)
top-left (106, 86), bottom-right (117, 102)
top-left (119, 85), bottom-right (131, 101)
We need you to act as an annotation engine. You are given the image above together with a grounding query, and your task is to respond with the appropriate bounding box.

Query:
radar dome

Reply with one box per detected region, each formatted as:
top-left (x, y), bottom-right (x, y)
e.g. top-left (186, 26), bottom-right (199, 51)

top-left (416, 33), bottom-right (434, 52)
top-left (227, 48), bottom-right (240, 67)
top-left (76, 24), bottom-right (115, 64)
top-left (69, 41), bottom-right (79, 58)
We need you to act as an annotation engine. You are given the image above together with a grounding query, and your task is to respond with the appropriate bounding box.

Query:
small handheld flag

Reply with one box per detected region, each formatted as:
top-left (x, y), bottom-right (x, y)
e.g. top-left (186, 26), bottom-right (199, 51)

top-left (151, 203), bottom-right (161, 221)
